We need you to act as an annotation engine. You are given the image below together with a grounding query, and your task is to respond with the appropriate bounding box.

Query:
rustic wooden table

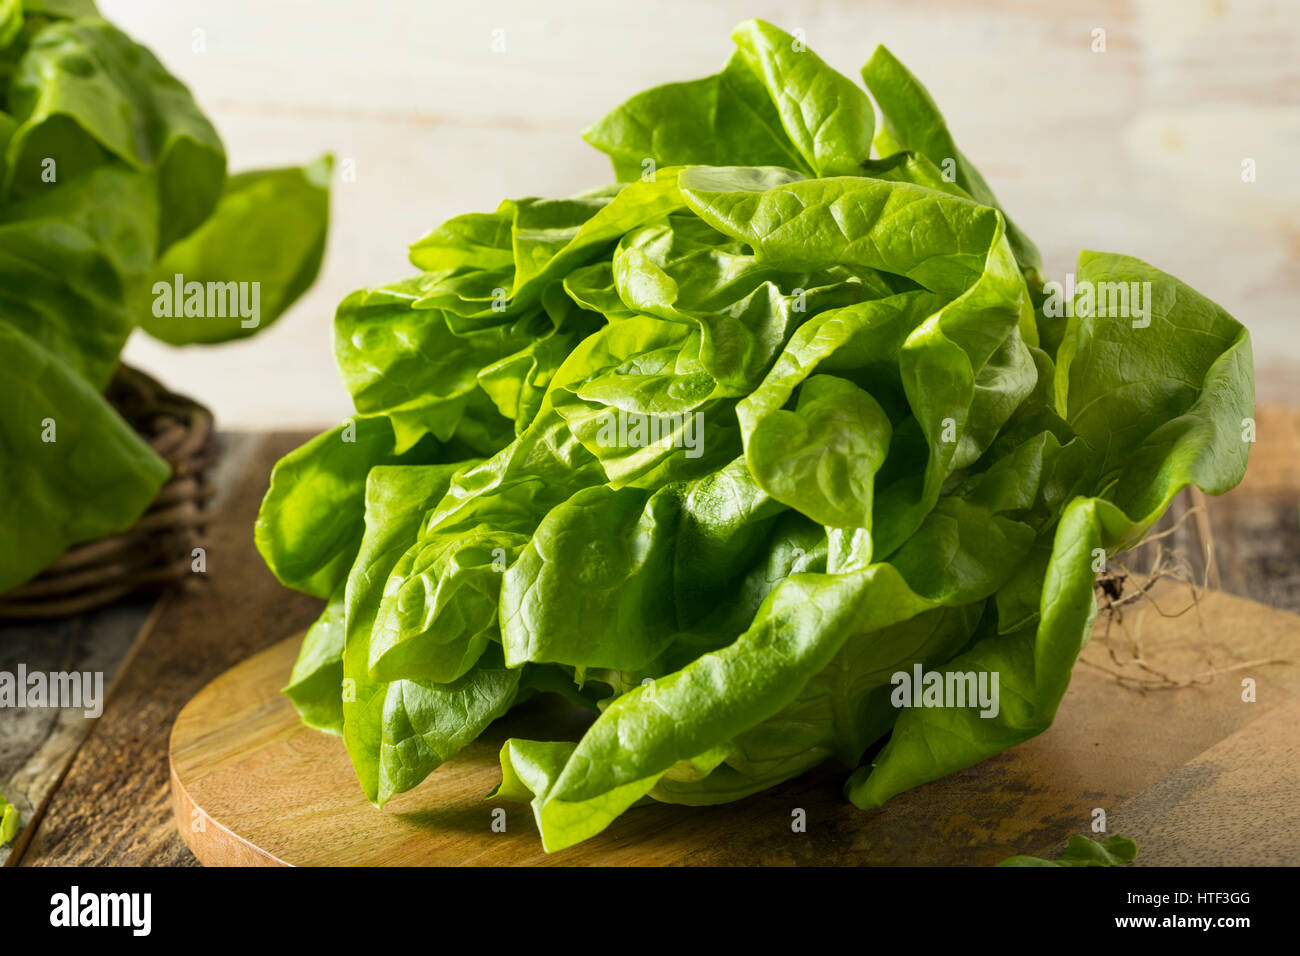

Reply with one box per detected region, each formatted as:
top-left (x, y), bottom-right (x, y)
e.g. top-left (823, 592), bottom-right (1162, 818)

top-left (2, 394), bottom-right (1297, 866)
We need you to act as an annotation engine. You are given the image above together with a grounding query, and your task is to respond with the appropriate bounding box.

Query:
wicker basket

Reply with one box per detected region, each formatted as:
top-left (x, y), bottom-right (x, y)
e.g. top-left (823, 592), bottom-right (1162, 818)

top-left (0, 365), bottom-right (216, 619)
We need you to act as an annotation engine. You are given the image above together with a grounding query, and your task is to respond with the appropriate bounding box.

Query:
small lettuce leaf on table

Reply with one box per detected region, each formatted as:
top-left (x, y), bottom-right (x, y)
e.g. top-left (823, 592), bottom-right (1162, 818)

top-left (0, 787), bottom-right (18, 847)
top-left (999, 833), bottom-right (1138, 867)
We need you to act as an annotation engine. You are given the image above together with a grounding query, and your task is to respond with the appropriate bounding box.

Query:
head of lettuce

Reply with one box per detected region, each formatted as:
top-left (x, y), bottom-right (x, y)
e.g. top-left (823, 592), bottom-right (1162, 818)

top-left (0, 0), bottom-right (330, 595)
top-left (257, 20), bottom-right (1253, 852)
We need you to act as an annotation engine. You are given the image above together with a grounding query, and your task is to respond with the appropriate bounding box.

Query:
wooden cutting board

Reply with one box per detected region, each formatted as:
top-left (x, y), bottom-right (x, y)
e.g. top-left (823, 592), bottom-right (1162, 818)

top-left (169, 587), bottom-right (1300, 866)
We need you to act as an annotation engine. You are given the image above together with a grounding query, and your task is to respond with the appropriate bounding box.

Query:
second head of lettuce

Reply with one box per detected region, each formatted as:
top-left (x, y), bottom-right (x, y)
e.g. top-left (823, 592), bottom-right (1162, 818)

top-left (257, 19), bottom-right (1253, 852)
top-left (0, 0), bottom-right (331, 594)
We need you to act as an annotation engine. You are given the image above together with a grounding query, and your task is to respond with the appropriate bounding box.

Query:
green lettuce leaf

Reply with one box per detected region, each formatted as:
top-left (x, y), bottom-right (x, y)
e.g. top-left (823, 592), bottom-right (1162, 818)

top-left (0, 322), bottom-right (168, 592)
top-left (255, 415), bottom-right (448, 599)
top-left (0, 787), bottom-right (18, 847)
top-left (283, 588), bottom-right (348, 735)
top-left (730, 19), bottom-right (873, 177)
top-left (999, 833), bottom-right (1138, 867)
top-left (847, 254), bottom-right (1252, 808)
top-left (861, 44), bottom-right (1042, 281)
top-left (4, 17), bottom-right (225, 246)
top-left (336, 463), bottom-right (523, 805)
top-left (141, 157), bottom-right (332, 344)
top-left (583, 50), bottom-right (806, 178)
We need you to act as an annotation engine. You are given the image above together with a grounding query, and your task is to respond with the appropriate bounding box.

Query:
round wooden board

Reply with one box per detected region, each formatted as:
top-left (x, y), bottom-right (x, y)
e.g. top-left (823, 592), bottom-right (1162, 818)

top-left (169, 588), bottom-right (1300, 866)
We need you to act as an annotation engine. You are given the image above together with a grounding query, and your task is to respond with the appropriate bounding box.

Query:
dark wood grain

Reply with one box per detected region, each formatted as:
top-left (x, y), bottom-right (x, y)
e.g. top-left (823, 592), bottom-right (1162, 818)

top-left (16, 432), bottom-right (324, 867)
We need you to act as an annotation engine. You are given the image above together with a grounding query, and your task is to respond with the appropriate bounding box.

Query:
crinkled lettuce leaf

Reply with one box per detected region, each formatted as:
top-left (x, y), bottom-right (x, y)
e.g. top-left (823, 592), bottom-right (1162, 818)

top-left (254, 415), bottom-right (453, 600)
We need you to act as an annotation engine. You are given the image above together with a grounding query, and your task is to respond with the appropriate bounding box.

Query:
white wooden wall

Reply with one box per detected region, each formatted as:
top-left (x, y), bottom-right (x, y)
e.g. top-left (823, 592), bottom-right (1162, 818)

top-left (108, 0), bottom-right (1300, 426)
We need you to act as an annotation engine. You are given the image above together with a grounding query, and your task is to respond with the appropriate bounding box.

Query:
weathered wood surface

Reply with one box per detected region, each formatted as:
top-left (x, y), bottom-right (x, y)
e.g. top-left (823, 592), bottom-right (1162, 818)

top-left (10, 434), bottom-right (325, 867)
top-left (0, 432), bottom-right (256, 866)
top-left (1205, 404), bottom-right (1300, 612)
top-left (0, 598), bottom-right (157, 866)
